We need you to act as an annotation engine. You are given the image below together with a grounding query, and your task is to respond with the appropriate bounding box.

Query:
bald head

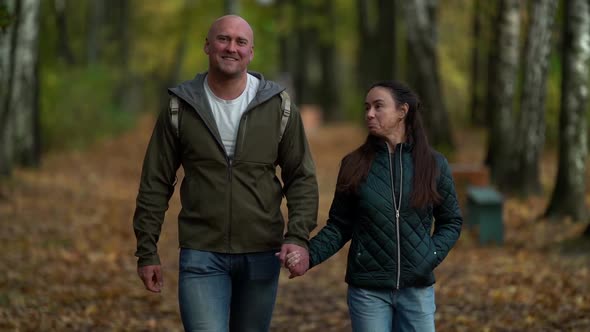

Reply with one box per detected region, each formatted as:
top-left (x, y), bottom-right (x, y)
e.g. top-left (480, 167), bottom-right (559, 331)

top-left (204, 15), bottom-right (255, 80)
top-left (207, 15), bottom-right (254, 46)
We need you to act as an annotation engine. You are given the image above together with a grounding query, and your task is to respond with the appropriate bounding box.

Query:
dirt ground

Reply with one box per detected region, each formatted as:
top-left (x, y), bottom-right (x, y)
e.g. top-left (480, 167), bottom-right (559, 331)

top-left (0, 115), bottom-right (588, 331)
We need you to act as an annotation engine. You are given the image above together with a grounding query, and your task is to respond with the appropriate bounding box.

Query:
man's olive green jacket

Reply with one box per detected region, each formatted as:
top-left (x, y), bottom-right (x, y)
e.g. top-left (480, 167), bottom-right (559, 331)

top-left (133, 72), bottom-right (318, 266)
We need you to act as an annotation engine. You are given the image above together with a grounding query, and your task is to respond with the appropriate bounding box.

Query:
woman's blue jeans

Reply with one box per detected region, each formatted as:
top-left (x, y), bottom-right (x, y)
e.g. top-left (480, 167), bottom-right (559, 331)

top-left (347, 285), bottom-right (436, 332)
top-left (178, 248), bottom-right (280, 332)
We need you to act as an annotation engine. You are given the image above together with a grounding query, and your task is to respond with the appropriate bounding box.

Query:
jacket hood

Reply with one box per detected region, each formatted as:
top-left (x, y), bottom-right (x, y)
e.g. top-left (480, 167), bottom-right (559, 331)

top-left (168, 71), bottom-right (284, 111)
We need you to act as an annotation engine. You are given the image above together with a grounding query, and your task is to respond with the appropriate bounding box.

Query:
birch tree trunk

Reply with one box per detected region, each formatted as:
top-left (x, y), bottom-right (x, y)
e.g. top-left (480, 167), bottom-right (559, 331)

top-left (0, 0), bottom-right (17, 176)
top-left (11, 0), bottom-right (41, 168)
top-left (402, 0), bottom-right (453, 148)
top-left (546, 0), bottom-right (590, 221)
top-left (485, 0), bottom-right (520, 186)
top-left (508, 0), bottom-right (558, 195)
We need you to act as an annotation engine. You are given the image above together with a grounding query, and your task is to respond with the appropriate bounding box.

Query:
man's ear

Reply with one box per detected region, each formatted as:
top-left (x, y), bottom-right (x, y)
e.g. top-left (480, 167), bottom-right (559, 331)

top-left (204, 38), bottom-right (210, 54)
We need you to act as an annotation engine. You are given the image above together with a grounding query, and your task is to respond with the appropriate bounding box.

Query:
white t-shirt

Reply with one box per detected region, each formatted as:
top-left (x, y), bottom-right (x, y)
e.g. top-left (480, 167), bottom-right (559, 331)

top-left (204, 74), bottom-right (260, 158)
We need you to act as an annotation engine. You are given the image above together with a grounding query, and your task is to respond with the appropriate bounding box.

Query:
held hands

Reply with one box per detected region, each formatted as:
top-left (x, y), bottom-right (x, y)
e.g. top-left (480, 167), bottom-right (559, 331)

top-left (275, 243), bottom-right (310, 279)
top-left (137, 265), bottom-right (164, 293)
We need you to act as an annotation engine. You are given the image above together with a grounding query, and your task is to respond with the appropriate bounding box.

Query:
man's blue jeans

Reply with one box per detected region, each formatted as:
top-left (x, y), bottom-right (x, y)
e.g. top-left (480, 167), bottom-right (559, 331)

top-left (178, 248), bottom-right (280, 332)
top-left (347, 285), bottom-right (436, 332)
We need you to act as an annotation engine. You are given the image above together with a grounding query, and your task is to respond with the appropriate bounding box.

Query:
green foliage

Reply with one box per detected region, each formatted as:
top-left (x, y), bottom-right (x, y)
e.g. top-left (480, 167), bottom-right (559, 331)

top-left (0, 4), bottom-right (14, 30)
top-left (40, 65), bottom-right (134, 151)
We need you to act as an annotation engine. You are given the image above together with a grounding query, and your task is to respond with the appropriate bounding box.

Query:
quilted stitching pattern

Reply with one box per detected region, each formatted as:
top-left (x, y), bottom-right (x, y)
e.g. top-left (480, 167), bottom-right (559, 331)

top-left (309, 144), bottom-right (462, 289)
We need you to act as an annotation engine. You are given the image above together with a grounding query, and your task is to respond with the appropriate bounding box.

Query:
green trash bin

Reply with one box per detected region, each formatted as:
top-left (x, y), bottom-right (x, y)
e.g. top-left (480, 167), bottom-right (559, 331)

top-left (466, 186), bottom-right (503, 245)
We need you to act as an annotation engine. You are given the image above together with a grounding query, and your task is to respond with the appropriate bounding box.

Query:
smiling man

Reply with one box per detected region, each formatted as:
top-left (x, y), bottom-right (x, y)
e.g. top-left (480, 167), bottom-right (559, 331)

top-left (132, 15), bottom-right (319, 331)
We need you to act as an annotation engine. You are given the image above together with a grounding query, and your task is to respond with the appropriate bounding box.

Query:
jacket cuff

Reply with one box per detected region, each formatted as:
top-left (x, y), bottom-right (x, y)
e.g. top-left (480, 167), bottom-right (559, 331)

top-left (137, 254), bottom-right (161, 267)
top-left (282, 236), bottom-right (309, 251)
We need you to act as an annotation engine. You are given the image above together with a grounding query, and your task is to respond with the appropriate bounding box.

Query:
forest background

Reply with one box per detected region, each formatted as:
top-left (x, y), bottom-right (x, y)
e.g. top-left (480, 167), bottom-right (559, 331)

top-left (1, 0), bottom-right (589, 331)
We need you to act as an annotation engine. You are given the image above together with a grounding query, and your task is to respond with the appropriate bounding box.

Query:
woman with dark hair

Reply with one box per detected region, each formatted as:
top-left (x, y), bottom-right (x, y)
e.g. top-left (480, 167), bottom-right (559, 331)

top-left (284, 80), bottom-right (462, 331)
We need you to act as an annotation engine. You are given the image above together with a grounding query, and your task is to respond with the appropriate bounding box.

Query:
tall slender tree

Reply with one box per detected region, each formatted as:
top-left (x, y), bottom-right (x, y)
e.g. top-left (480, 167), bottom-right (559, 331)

top-left (508, 0), bottom-right (558, 195)
top-left (293, 0), bottom-right (317, 105)
top-left (53, 0), bottom-right (76, 65)
top-left (356, 0), bottom-right (396, 91)
top-left (402, 0), bottom-right (453, 148)
top-left (11, 0), bottom-right (41, 168)
top-left (469, 0), bottom-right (486, 125)
top-left (86, 0), bottom-right (103, 65)
top-left (224, 0), bottom-right (239, 14)
top-left (485, 0), bottom-right (520, 186)
top-left (0, 0), bottom-right (17, 176)
top-left (546, 0), bottom-right (590, 222)
top-left (318, 0), bottom-right (340, 121)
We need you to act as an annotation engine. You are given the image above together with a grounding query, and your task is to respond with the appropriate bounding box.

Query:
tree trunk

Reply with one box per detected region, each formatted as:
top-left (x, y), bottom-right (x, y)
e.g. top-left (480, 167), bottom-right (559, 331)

top-left (357, 0), bottom-right (396, 90)
top-left (53, 0), bottom-right (76, 65)
top-left (377, 0), bottom-right (396, 80)
top-left (106, 0), bottom-right (132, 109)
top-left (0, 0), bottom-right (17, 177)
top-left (294, 0), bottom-right (316, 105)
top-left (508, 0), bottom-right (558, 195)
top-left (158, 0), bottom-right (194, 112)
top-left (402, 0), bottom-right (453, 148)
top-left (224, 0), bottom-right (239, 14)
top-left (319, 0), bottom-right (340, 121)
top-left (11, 0), bottom-right (41, 168)
top-left (485, 0), bottom-right (520, 186)
top-left (469, 0), bottom-right (485, 125)
top-left (546, 0), bottom-right (590, 221)
top-left (275, 0), bottom-right (296, 100)
top-left (86, 0), bottom-right (102, 65)
top-left (357, 0), bottom-right (376, 91)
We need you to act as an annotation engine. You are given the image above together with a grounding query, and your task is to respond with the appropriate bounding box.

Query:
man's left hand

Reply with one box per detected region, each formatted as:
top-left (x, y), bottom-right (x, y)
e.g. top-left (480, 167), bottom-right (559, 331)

top-left (275, 243), bottom-right (309, 279)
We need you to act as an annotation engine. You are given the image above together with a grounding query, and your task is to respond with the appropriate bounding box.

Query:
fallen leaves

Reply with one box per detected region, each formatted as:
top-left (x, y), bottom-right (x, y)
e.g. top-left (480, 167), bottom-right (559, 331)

top-left (0, 116), bottom-right (589, 331)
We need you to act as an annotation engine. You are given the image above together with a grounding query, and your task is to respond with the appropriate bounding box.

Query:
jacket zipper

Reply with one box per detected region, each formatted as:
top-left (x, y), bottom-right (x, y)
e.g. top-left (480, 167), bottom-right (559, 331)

top-left (227, 157), bottom-right (232, 250)
top-left (388, 143), bottom-right (403, 289)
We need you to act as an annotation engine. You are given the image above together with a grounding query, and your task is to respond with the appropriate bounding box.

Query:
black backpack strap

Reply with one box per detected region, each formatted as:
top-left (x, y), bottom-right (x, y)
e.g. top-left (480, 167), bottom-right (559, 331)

top-left (169, 96), bottom-right (180, 138)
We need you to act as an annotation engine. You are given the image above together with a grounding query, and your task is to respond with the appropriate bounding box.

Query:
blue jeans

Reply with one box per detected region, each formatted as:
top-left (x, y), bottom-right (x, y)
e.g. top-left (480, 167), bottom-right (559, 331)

top-left (347, 285), bottom-right (436, 332)
top-left (178, 249), bottom-right (281, 332)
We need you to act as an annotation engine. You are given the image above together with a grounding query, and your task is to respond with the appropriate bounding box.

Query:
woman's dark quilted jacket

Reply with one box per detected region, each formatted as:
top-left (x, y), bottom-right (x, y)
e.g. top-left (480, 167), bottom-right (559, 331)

top-left (309, 142), bottom-right (462, 289)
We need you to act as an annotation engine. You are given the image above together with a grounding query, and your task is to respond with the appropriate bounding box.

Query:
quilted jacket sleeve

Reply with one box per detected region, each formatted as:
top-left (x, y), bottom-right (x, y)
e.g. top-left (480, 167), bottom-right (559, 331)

top-left (431, 154), bottom-right (463, 267)
top-left (309, 163), bottom-right (356, 268)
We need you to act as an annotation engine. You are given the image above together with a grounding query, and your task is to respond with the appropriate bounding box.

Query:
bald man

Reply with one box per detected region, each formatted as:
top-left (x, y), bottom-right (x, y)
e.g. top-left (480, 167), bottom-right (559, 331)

top-left (132, 15), bottom-right (318, 331)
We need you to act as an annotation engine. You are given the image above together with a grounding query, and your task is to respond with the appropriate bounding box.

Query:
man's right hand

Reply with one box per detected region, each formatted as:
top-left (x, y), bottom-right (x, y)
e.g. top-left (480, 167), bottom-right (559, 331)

top-left (137, 265), bottom-right (163, 293)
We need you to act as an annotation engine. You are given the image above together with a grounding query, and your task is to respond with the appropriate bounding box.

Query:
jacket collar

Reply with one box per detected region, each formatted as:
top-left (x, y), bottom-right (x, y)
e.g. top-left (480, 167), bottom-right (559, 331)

top-left (372, 136), bottom-right (414, 153)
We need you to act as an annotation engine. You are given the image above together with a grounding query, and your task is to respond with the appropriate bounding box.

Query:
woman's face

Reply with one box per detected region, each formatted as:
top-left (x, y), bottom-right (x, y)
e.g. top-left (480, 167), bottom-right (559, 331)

top-left (364, 87), bottom-right (406, 138)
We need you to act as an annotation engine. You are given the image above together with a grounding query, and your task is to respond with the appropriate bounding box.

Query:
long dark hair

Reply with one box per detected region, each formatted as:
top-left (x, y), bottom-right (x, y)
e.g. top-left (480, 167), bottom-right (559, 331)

top-left (336, 80), bottom-right (442, 208)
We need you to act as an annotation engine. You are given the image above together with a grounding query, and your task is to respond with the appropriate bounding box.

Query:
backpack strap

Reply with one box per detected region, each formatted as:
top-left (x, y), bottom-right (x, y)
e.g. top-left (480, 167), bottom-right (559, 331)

top-left (169, 92), bottom-right (290, 141)
top-left (279, 90), bottom-right (291, 142)
top-left (169, 96), bottom-right (180, 138)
